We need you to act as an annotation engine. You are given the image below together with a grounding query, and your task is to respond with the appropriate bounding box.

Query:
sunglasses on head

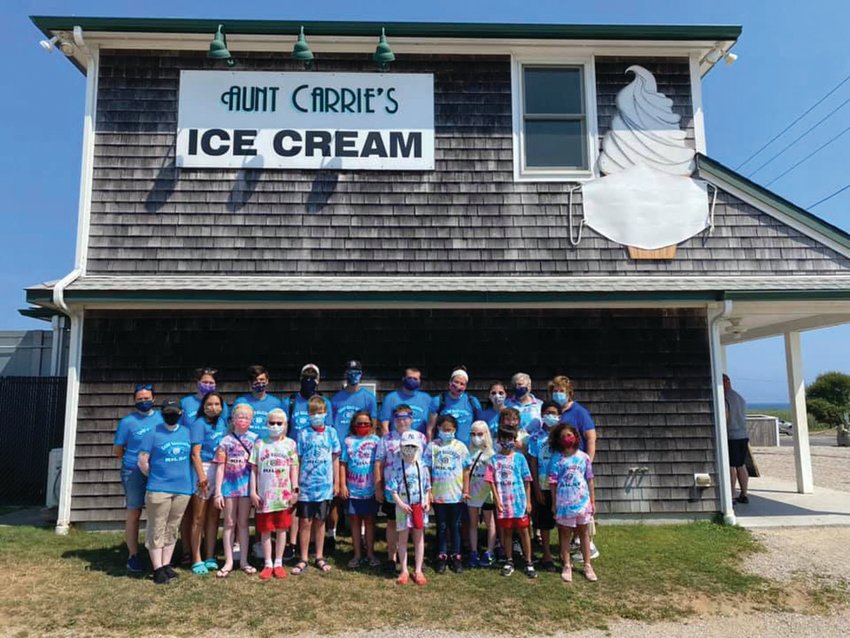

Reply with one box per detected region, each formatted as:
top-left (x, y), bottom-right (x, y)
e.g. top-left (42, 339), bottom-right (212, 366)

top-left (134, 383), bottom-right (153, 392)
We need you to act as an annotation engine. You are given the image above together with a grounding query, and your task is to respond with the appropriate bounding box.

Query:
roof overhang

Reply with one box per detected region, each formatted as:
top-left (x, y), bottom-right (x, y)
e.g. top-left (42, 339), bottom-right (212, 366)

top-left (31, 16), bottom-right (740, 76)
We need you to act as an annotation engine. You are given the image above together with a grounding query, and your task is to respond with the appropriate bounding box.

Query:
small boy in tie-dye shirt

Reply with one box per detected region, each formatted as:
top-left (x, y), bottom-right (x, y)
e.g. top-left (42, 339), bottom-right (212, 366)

top-left (485, 422), bottom-right (536, 579)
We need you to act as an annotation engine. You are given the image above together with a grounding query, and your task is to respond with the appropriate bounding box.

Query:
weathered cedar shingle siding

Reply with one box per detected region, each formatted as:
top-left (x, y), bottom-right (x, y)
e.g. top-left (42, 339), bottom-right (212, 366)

top-left (72, 308), bottom-right (716, 524)
top-left (88, 51), bottom-right (850, 276)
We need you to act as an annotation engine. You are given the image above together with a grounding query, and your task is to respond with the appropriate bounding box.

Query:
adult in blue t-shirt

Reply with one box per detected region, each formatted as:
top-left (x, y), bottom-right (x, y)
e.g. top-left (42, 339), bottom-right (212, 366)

top-left (113, 383), bottom-right (163, 573)
top-left (559, 400), bottom-right (597, 460)
top-left (427, 368), bottom-right (481, 446)
top-left (138, 400), bottom-right (197, 584)
top-left (286, 363), bottom-right (333, 438)
top-left (331, 360), bottom-right (378, 441)
top-left (379, 367), bottom-right (433, 436)
top-left (233, 364), bottom-right (282, 439)
top-left (180, 366), bottom-right (229, 427)
top-left (479, 381), bottom-right (507, 437)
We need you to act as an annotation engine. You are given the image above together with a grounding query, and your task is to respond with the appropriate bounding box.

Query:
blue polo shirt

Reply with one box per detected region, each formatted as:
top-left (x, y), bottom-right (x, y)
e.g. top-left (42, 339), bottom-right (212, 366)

top-left (331, 387), bottom-right (378, 441)
top-left (379, 388), bottom-right (433, 435)
top-left (114, 411), bottom-right (163, 470)
top-left (140, 423), bottom-right (194, 495)
top-left (233, 393), bottom-right (283, 438)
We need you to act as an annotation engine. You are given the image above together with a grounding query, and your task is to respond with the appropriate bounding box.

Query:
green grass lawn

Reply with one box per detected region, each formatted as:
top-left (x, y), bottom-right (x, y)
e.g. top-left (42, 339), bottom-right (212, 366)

top-left (0, 522), bottom-right (808, 637)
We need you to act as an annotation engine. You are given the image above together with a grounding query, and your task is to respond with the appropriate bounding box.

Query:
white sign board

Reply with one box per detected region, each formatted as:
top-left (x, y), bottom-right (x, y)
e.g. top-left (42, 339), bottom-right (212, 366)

top-left (176, 71), bottom-right (434, 170)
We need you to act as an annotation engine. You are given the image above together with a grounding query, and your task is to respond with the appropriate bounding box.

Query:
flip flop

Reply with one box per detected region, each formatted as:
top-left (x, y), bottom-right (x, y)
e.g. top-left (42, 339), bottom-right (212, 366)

top-left (215, 567), bottom-right (231, 579)
top-left (315, 558), bottom-right (332, 573)
top-left (240, 564), bottom-right (257, 575)
top-left (291, 560), bottom-right (309, 576)
top-left (191, 562), bottom-right (209, 576)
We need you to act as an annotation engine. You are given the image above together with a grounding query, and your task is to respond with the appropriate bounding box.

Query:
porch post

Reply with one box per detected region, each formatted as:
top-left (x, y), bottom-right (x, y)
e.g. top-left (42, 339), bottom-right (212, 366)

top-left (55, 311), bottom-right (85, 534)
top-left (784, 331), bottom-right (813, 494)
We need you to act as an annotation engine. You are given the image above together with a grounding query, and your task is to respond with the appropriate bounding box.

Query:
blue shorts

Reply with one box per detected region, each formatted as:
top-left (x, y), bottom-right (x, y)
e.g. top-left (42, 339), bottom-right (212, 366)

top-left (346, 497), bottom-right (378, 518)
top-left (120, 466), bottom-right (147, 510)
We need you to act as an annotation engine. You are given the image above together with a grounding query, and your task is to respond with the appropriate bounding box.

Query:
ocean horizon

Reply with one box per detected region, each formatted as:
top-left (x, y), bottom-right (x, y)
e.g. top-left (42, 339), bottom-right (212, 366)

top-left (748, 402), bottom-right (791, 410)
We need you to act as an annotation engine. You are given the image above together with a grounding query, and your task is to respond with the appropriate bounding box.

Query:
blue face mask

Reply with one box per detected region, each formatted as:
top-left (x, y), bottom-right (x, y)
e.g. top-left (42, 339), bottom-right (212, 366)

top-left (346, 371), bottom-right (362, 386)
top-left (514, 386), bottom-right (529, 398)
top-left (499, 439), bottom-right (516, 451)
top-left (402, 377), bottom-right (420, 392)
top-left (309, 413), bottom-right (326, 428)
top-left (552, 392), bottom-right (568, 406)
top-left (135, 400), bottom-right (154, 413)
top-left (543, 414), bottom-right (560, 428)
top-left (251, 381), bottom-right (268, 394)
top-left (438, 430), bottom-right (455, 443)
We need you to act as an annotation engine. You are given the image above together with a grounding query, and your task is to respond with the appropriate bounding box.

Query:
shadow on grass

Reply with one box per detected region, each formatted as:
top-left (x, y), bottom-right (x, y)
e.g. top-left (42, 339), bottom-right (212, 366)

top-left (61, 543), bottom-right (147, 579)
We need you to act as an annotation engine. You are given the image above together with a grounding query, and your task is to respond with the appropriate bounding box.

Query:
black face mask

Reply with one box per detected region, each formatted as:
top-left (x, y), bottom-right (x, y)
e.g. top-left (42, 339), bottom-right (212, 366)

top-left (163, 412), bottom-right (181, 426)
top-left (300, 377), bottom-right (318, 398)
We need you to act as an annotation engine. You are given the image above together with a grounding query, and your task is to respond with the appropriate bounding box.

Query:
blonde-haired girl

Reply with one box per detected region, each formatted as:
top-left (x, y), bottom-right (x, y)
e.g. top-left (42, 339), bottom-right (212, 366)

top-left (213, 403), bottom-right (258, 577)
top-left (464, 420), bottom-right (498, 567)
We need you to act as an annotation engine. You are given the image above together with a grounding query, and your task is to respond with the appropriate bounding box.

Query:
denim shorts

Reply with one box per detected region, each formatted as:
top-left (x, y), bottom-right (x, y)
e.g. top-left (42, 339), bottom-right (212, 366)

top-left (120, 466), bottom-right (147, 510)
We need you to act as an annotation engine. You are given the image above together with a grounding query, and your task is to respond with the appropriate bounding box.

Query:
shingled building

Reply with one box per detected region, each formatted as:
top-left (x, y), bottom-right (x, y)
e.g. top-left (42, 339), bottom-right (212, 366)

top-left (24, 17), bottom-right (850, 530)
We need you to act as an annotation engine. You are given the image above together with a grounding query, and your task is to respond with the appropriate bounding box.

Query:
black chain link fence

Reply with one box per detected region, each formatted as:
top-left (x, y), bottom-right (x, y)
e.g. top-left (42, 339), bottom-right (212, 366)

top-left (0, 377), bottom-right (66, 505)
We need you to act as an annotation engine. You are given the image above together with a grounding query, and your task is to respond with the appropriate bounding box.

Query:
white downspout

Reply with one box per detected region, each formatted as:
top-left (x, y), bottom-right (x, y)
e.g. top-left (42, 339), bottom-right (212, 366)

top-left (54, 30), bottom-right (98, 535)
top-left (708, 300), bottom-right (736, 525)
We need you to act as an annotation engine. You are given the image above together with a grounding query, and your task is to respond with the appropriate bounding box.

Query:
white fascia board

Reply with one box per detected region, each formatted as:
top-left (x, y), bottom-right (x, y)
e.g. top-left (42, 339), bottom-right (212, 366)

top-left (79, 31), bottom-right (731, 57)
top-left (689, 52), bottom-right (707, 154)
top-left (721, 313), bottom-right (850, 345)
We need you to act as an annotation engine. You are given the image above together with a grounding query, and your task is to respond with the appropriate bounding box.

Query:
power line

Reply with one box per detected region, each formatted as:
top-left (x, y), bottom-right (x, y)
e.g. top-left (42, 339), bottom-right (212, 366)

top-left (735, 71), bottom-right (850, 170)
top-left (810, 183), bottom-right (850, 209)
top-left (764, 123), bottom-right (850, 187)
top-left (748, 96), bottom-right (850, 177)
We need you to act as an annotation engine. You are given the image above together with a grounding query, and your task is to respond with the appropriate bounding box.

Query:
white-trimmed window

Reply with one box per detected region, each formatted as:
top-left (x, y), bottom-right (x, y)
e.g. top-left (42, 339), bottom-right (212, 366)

top-left (511, 56), bottom-right (598, 181)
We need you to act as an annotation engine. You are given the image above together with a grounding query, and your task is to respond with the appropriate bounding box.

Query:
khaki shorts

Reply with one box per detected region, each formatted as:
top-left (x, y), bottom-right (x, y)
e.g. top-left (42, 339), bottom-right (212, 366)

top-left (144, 491), bottom-right (191, 550)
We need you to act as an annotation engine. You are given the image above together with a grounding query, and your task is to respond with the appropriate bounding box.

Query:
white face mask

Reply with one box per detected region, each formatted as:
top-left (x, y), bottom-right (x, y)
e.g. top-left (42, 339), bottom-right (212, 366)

top-left (401, 446), bottom-right (418, 463)
top-left (470, 434), bottom-right (485, 447)
top-left (267, 424), bottom-right (286, 438)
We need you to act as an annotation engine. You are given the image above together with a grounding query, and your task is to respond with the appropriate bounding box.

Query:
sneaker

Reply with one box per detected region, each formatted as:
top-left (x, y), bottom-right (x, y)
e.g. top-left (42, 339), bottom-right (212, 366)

top-left (259, 566), bottom-right (274, 581)
top-left (450, 554), bottom-right (464, 574)
top-left (435, 554), bottom-right (448, 574)
top-left (283, 544), bottom-right (297, 563)
top-left (501, 560), bottom-right (515, 577)
top-left (163, 565), bottom-right (179, 580)
top-left (273, 565), bottom-right (288, 579)
top-left (153, 567), bottom-right (170, 585)
top-left (479, 551), bottom-right (494, 567)
top-left (572, 541), bottom-right (600, 563)
top-left (737, 494), bottom-right (750, 504)
top-left (524, 563), bottom-right (538, 579)
top-left (466, 551), bottom-right (479, 568)
top-left (126, 553), bottom-right (143, 573)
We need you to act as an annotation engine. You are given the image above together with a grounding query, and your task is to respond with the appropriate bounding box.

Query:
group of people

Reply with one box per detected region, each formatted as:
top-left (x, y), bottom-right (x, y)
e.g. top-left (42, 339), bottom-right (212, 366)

top-left (114, 362), bottom-right (599, 586)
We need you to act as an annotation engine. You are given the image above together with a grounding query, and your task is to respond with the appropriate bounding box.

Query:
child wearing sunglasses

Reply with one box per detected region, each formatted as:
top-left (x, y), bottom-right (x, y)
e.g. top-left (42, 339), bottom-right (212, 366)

top-left (339, 411), bottom-right (383, 568)
top-left (249, 409), bottom-right (299, 580)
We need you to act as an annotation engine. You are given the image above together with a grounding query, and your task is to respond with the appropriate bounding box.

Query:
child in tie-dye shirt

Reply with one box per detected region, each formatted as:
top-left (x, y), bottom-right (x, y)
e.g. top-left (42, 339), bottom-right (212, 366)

top-left (424, 414), bottom-right (471, 575)
top-left (549, 422), bottom-right (597, 583)
top-left (339, 411), bottom-right (383, 568)
top-left (213, 403), bottom-right (258, 577)
top-left (486, 421), bottom-right (536, 579)
top-left (464, 420), bottom-right (497, 568)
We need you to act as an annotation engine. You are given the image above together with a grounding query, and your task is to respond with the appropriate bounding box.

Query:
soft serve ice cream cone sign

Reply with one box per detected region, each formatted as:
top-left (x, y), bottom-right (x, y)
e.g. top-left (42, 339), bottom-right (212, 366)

top-left (582, 65), bottom-right (711, 259)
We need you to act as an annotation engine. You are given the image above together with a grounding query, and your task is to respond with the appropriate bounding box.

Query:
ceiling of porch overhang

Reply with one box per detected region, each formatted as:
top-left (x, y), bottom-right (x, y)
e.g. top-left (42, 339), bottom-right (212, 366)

top-left (719, 300), bottom-right (850, 344)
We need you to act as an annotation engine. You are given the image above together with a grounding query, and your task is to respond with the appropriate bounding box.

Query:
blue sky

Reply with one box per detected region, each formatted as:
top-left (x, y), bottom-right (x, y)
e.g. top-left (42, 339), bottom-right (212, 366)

top-left (2, 1), bottom-right (849, 400)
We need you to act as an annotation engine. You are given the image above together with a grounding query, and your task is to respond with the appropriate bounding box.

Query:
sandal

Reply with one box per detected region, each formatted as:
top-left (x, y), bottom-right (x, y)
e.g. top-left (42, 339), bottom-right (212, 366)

top-left (291, 560), bottom-right (309, 576)
top-left (215, 567), bottom-right (231, 579)
top-left (347, 557), bottom-right (361, 569)
top-left (204, 558), bottom-right (219, 571)
top-left (367, 556), bottom-right (381, 568)
top-left (315, 558), bottom-right (332, 573)
top-left (191, 561), bottom-right (209, 576)
top-left (240, 564), bottom-right (257, 575)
